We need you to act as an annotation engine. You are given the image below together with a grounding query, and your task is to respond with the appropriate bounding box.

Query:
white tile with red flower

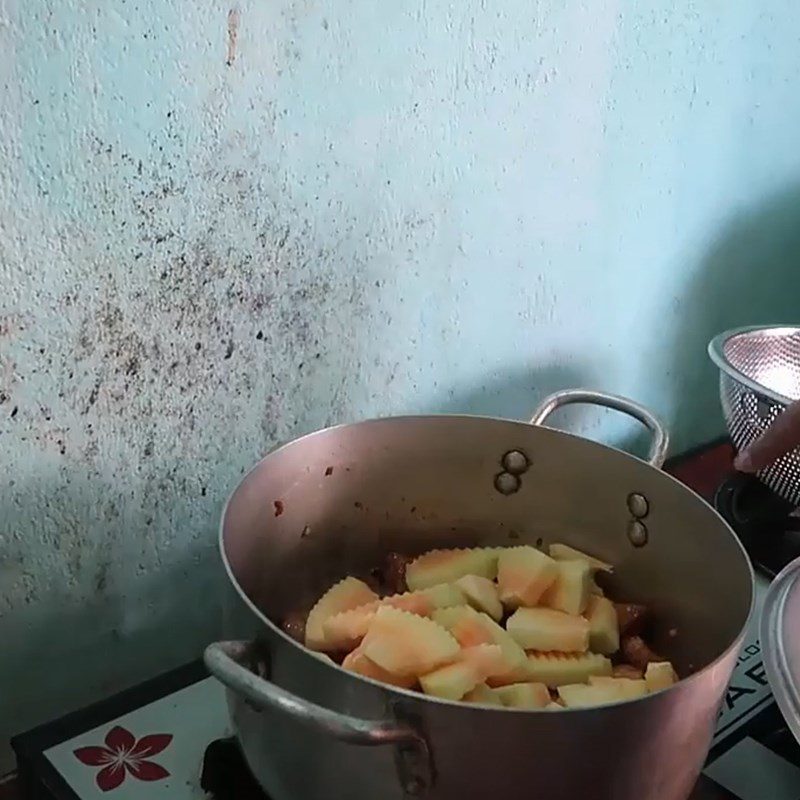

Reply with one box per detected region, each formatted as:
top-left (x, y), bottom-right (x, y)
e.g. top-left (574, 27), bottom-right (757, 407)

top-left (45, 678), bottom-right (230, 797)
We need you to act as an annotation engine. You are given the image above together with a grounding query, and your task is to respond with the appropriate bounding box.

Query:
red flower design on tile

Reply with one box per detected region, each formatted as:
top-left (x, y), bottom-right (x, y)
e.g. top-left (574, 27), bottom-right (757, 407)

top-left (74, 726), bottom-right (172, 791)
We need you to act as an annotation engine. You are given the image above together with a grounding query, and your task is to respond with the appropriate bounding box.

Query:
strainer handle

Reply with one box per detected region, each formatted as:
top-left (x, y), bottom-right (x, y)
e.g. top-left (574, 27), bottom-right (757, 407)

top-left (530, 389), bottom-right (670, 469)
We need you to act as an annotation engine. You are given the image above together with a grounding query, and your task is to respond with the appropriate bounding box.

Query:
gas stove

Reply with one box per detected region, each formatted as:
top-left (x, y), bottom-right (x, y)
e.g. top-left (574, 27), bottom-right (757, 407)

top-left (715, 471), bottom-right (800, 580)
top-left (10, 441), bottom-right (800, 800)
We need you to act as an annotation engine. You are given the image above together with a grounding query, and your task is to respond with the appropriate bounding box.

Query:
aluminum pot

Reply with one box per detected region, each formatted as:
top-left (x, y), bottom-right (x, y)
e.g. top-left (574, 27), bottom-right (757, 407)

top-left (205, 390), bottom-right (754, 800)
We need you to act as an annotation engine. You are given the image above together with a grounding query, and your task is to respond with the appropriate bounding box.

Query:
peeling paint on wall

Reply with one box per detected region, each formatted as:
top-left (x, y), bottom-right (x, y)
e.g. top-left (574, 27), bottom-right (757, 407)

top-left (3, 0), bottom-right (800, 766)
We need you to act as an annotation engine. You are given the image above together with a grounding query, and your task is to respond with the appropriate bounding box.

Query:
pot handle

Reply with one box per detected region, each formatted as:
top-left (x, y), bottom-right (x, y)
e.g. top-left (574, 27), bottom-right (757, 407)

top-left (530, 389), bottom-right (669, 469)
top-left (205, 640), bottom-right (424, 745)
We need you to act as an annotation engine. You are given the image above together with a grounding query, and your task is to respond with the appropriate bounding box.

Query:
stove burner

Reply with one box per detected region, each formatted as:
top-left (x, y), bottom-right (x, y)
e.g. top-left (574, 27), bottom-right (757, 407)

top-left (201, 738), bottom-right (270, 800)
top-left (714, 471), bottom-right (800, 577)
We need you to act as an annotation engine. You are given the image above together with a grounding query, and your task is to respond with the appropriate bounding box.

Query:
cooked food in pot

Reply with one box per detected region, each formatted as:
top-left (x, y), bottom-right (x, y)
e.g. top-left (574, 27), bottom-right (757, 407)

top-left (282, 543), bottom-right (679, 709)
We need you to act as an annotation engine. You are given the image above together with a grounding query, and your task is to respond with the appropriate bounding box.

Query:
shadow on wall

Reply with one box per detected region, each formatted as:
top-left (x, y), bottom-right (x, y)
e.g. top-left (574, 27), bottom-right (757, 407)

top-left (433, 363), bottom-right (655, 462)
top-left (667, 184), bottom-right (800, 453)
top-left (432, 363), bottom-right (589, 422)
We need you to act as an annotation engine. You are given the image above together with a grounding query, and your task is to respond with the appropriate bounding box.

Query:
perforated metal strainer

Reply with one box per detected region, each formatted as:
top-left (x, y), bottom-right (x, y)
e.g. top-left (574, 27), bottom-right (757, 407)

top-left (709, 325), bottom-right (800, 506)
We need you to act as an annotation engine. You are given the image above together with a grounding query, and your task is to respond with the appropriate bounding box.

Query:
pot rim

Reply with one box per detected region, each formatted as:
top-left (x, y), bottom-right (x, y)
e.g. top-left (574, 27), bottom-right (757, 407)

top-left (217, 412), bottom-right (756, 713)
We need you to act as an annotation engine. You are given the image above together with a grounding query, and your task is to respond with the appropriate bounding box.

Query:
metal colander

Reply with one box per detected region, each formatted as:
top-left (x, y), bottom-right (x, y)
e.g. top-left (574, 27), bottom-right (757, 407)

top-left (709, 325), bottom-right (800, 506)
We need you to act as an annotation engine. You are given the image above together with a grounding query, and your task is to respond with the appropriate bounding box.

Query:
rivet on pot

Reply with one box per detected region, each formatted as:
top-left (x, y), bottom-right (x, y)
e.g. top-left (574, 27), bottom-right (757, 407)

top-left (501, 449), bottom-right (530, 475)
top-left (627, 519), bottom-right (648, 547)
top-left (494, 471), bottom-right (520, 495)
top-left (627, 492), bottom-right (649, 519)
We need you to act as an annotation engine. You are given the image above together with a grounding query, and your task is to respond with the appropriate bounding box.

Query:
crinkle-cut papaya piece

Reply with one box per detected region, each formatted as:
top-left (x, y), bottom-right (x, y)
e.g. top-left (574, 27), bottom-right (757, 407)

top-left (463, 683), bottom-right (504, 706)
top-left (644, 661), bottom-right (678, 693)
top-left (419, 660), bottom-right (481, 701)
top-left (455, 574), bottom-right (503, 621)
top-left (548, 543), bottom-right (613, 572)
top-left (421, 582), bottom-right (467, 608)
top-left (485, 662), bottom-right (536, 688)
top-left (524, 651), bottom-right (612, 688)
top-left (383, 582), bottom-right (466, 615)
top-left (305, 578), bottom-right (379, 650)
top-left (558, 677), bottom-right (644, 708)
top-left (432, 606), bottom-right (494, 647)
top-left (588, 675), bottom-right (647, 701)
top-left (585, 595), bottom-right (619, 655)
top-left (323, 583), bottom-right (464, 651)
top-left (497, 546), bottom-right (558, 608)
top-left (460, 644), bottom-right (508, 681)
top-left (539, 559), bottom-right (592, 616)
top-left (557, 683), bottom-right (611, 708)
top-left (322, 602), bottom-right (380, 651)
top-left (341, 646), bottom-right (417, 689)
top-left (506, 607), bottom-right (589, 653)
top-left (492, 682), bottom-right (551, 709)
top-left (406, 548), bottom-right (498, 591)
top-left (381, 592), bottom-right (430, 615)
top-left (361, 606), bottom-right (460, 677)
top-left (432, 606), bottom-right (526, 676)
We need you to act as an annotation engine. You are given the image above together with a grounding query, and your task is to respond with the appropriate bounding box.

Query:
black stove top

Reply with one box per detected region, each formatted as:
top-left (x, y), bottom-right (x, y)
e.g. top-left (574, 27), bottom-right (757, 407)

top-left (715, 471), bottom-right (800, 578)
top-left (197, 732), bottom-right (781, 800)
top-left (202, 738), bottom-right (267, 800)
top-left (198, 729), bottom-right (793, 800)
